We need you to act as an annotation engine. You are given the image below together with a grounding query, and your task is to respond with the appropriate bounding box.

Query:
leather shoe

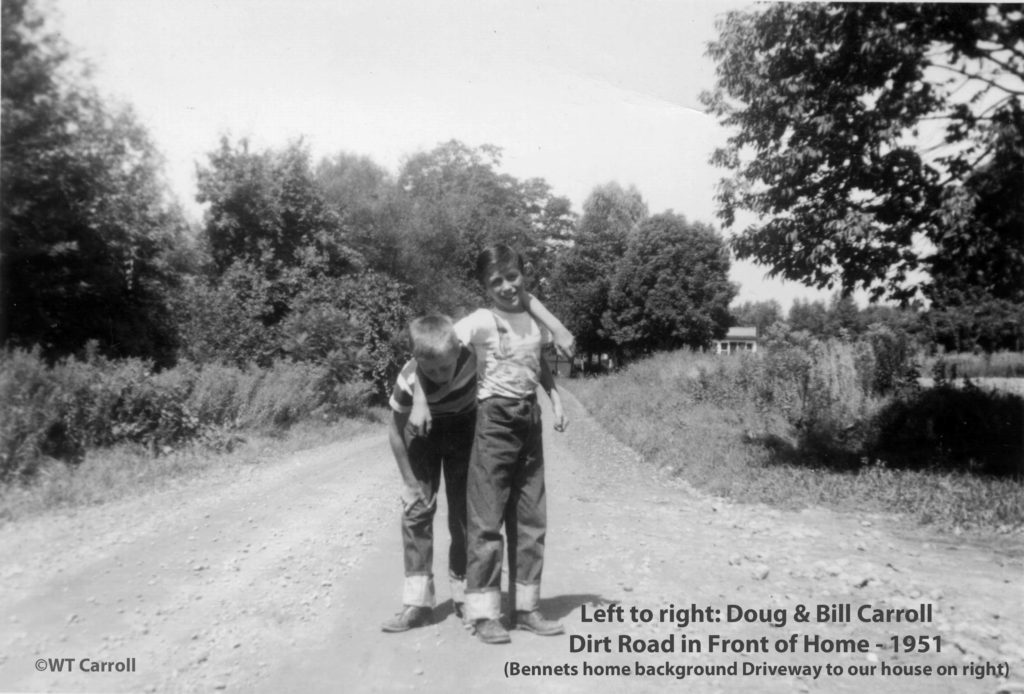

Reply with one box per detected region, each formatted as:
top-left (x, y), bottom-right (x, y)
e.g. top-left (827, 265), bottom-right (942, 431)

top-left (381, 605), bottom-right (432, 633)
top-left (473, 618), bottom-right (511, 644)
top-left (515, 610), bottom-right (564, 635)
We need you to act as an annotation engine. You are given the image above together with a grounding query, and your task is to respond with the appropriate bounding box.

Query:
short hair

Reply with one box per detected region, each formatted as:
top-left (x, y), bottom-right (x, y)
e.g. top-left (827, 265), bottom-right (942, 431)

top-left (475, 244), bottom-right (525, 286)
top-left (408, 314), bottom-right (460, 361)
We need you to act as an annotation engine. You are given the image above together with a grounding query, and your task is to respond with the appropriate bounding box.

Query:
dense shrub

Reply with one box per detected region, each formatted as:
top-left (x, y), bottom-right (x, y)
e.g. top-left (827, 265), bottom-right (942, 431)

top-left (0, 348), bottom-right (374, 480)
top-left (861, 324), bottom-right (921, 395)
top-left (870, 383), bottom-right (1024, 477)
top-left (288, 271), bottom-right (413, 400)
top-left (176, 268), bottom-right (412, 402)
top-left (568, 344), bottom-right (1023, 528)
top-left (1, 347), bottom-right (68, 478)
top-left (174, 264), bottom-right (283, 367)
top-left (690, 339), bottom-right (886, 466)
top-left (683, 335), bottom-right (1021, 477)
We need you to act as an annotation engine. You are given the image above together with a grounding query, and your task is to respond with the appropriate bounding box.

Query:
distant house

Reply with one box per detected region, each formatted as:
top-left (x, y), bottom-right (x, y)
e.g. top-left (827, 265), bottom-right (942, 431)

top-left (715, 326), bottom-right (758, 355)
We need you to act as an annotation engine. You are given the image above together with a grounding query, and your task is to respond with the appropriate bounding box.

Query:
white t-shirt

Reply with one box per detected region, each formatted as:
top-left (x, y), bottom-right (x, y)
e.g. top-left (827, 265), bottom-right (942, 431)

top-left (455, 307), bottom-right (551, 401)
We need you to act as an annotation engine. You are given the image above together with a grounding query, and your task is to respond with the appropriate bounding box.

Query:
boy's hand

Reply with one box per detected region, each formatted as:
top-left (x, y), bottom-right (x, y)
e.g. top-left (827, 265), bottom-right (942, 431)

top-left (552, 400), bottom-right (569, 432)
top-left (552, 328), bottom-right (576, 361)
top-left (400, 482), bottom-right (424, 508)
top-left (408, 398), bottom-right (432, 437)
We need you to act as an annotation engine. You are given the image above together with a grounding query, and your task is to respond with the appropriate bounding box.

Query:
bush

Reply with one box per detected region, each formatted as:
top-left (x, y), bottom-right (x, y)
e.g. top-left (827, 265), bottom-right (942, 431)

top-left (1, 347), bottom-right (376, 481)
top-left (567, 344), bottom-right (1023, 528)
top-left (0, 347), bottom-right (69, 479)
top-left (690, 339), bottom-right (888, 466)
top-left (176, 267), bottom-right (413, 401)
top-left (870, 383), bottom-right (1024, 477)
top-left (861, 324), bottom-right (921, 395)
top-left (173, 265), bottom-right (283, 368)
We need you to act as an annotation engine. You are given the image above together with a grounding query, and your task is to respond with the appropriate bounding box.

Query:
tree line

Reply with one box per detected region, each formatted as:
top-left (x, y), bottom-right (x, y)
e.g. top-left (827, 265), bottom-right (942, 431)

top-left (1, 0), bottom-right (738, 397)
top-left (732, 294), bottom-right (1023, 354)
top-left (3, 0), bottom-right (1021, 404)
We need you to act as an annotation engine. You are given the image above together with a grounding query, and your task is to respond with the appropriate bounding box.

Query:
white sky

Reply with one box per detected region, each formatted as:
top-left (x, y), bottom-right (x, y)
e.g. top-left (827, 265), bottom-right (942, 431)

top-left (50, 0), bottom-right (835, 310)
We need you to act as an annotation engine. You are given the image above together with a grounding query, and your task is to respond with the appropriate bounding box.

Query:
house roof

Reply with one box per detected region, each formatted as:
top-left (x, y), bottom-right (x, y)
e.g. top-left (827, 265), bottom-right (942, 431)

top-left (722, 327), bottom-right (757, 340)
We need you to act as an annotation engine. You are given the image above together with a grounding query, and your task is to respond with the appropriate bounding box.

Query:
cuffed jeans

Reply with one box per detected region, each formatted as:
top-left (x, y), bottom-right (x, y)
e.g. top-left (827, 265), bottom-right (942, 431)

top-left (464, 395), bottom-right (546, 621)
top-left (401, 410), bottom-right (474, 607)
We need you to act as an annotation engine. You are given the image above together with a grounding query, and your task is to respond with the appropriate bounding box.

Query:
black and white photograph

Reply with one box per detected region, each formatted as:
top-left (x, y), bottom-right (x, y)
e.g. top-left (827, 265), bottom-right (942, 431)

top-left (1, 1), bottom-right (1022, 692)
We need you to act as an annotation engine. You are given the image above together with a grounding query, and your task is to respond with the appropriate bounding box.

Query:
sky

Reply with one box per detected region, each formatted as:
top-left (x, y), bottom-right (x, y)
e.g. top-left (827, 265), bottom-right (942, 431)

top-left (49, 0), bottom-right (836, 310)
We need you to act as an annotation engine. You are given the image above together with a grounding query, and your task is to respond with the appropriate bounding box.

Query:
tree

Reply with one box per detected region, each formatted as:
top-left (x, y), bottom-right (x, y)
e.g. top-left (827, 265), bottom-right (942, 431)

top-left (730, 300), bottom-right (782, 336)
top-left (788, 299), bottom-right (830, 337)
top-left (928, 107), bottom-right (1024, 307)
top-left (825, 293), bottom-right (861, 338)
top-left (395, 140), bottom-right (574, 315)
top-left (925, 290), bottom-right (1024, 352)
top-left (858, 302), bottom-right (925, 341)
top-left (2, 0), bottom-right (185, 364)
top-left (315, 152), bottom-right (406, 278)
top-left (548, 183), bottom-right (648, 356)
top-left (702, 3), bottom-right (1024, 302)
top-left (604, 213), bottom-right (736, 353)
top-left (282, 270), bottom-right (413, 398)
top-left (173, 261), bottom-right (282, 367)
top-left (197, 138), bottom-right (362, 284)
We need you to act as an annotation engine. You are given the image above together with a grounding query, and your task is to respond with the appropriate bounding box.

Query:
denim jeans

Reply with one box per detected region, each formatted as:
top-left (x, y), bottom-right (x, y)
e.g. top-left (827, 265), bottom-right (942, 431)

top-left (464, 395), bottom-right (546, 620)
top-left (400, 409), bottom-right (474, 607)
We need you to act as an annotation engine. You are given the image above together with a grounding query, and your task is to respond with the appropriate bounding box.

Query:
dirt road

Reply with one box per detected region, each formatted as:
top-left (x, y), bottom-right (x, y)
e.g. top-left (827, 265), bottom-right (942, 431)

top-left (2, 392), bottom-right (1022, 693)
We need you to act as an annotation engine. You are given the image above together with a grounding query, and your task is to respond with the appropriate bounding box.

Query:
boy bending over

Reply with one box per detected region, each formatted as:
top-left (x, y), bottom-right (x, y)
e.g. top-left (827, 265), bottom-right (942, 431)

top-left (381, 315), bottom-right (476, 632)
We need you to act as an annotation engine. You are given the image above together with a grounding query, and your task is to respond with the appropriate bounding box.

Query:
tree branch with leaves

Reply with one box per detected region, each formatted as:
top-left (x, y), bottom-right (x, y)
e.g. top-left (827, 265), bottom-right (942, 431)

top-left (701, 3), bottom-right (1023, 304)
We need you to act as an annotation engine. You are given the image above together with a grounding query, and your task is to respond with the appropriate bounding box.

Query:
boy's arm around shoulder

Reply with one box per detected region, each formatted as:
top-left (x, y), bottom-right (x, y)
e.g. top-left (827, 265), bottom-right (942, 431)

top-left (522, 293), bottom-right (575, 360)
top-left (538, 356), bottom-right (568, 433)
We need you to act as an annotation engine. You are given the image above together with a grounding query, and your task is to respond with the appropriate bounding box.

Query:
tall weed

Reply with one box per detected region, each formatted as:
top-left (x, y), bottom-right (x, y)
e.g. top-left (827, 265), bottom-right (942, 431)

top-left (689, 339), bottom-right (890, 466)
top-left (568, 339), bottom-right (1023, 528)
top-left (1, 348), bottom-right (374, 480)
top-left (0, 348), bottom-right (66, 478)
top-left (923, 351), bottom-right (1024, 379)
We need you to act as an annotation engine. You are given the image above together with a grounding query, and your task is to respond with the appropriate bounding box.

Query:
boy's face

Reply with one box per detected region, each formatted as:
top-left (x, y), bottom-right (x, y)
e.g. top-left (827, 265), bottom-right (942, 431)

top-left (483, 263), bottom-right (525, 312)
top-left (418, 351), bottom-right (459, 386)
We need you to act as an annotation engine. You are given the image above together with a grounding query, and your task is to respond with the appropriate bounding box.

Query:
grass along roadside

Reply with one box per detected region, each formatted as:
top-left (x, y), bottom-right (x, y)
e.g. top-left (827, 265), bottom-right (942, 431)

top-left (564, 351), bottom-right (1024, 533)
top-left (921, 351), bottom-right (1024, 379)
top-left (0, 410), bottom-right (388, 526)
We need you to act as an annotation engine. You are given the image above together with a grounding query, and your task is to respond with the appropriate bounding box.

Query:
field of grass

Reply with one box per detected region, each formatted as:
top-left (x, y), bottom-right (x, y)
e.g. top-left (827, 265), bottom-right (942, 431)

top-left (565, 349), bottom-right (1024, 532)
top-left (922, 351), bottom-right (1024, 379)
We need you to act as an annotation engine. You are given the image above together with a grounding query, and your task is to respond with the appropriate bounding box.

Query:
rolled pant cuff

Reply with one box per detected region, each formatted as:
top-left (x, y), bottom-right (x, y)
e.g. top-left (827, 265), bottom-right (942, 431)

top-left (515, 582), bottom-right (540, 612)
top-left (402, 574), bottom-right (435, 607)
top-left (449, 573), bottom-right (466, 604)
top-left (464, 589), bottom-right (501, 621)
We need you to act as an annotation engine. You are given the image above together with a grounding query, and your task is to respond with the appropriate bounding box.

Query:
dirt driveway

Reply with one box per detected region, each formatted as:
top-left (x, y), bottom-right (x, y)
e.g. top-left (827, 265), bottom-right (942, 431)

top-left (1, 392), bottom-right (1021, 693)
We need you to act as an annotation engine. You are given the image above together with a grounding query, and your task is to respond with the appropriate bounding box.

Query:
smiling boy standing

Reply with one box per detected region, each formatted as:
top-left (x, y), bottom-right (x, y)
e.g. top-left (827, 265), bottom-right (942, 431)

top-left (456, 244), bottom-right (569, 644)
